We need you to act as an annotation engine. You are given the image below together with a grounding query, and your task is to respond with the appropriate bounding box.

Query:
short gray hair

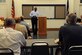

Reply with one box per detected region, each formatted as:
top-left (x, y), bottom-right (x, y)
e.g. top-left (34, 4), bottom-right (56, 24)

top-left (67, 13), bottom-right (77, 24)
top-left (4, 18), bottom-right (15, 27)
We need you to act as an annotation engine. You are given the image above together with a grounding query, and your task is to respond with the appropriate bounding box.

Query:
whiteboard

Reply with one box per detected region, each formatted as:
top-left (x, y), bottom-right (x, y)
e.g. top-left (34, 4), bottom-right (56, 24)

top-left (22, 4), bottom-right (65, 19)
top-left (34, 6), bottom-right (54, 18)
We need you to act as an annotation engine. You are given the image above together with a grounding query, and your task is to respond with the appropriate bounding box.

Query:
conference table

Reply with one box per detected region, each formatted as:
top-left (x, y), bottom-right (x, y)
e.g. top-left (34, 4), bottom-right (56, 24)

top-left (22, 39), bottom-right (60, 55)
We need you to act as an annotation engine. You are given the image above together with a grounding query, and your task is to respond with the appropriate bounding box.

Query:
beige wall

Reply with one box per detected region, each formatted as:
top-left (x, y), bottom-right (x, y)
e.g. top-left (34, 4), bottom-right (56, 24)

top-left (0, 0), bottom-right (81, 28)
top-left (22, 0), bottom-right (66, 28)
top-left (69, 0), bottom-right (82, 18)
top-left (0, 0), bottom-right (67, 17)
top-left (23, 0), bottom-right (66, 4)
top-left (25, 19), bottom-right (65, 28)
top-left (14, 0), bottom-right (22, 17)
top-left (0, 0), bottom-right (80, 17)
top-left (13, 0), bottom-right (82, 18)
top-left (69, 0), bottom-right (74, 14)
top-left (0, 0), bottom-right (11, 18)
top-left (47, 20), bottom-right (65, 28)
top-left (0, 4), bottom-right (7, 18)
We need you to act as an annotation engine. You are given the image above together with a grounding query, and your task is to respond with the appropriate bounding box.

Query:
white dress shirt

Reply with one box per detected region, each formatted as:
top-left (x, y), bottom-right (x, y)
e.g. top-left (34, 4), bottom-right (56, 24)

top-left (30, 10), bottom-right (39, 17)
top-left (0, 27), bottom-right (26, 55)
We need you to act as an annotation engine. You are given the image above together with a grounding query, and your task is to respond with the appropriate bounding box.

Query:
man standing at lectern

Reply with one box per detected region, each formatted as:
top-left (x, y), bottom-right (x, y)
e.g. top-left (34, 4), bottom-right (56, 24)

top-left (30, 7), bottom-right (39, 38)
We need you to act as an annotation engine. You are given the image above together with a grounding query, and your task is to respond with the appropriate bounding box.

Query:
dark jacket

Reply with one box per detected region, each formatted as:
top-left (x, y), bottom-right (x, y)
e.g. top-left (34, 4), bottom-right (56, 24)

top-left (59, 24), bottom-right (82, 55)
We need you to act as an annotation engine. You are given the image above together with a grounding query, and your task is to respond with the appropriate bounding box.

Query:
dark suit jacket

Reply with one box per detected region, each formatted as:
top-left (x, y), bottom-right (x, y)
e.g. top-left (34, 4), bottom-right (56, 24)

top-left (59, 24), bottom-right (82, 55)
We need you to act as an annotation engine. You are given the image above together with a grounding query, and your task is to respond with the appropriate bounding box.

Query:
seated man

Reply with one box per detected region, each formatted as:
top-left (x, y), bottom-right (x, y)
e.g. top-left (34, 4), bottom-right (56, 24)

top-left (20, 16), bottom-right (32, 38)
top-left (0, 18), bottom-right (26, 55)
top-left (59, 13), bottom-right (82, 55)
top-left (15, 17), bottom-right (28, 39)
top-left (0, 16), bottom-right (4, 28)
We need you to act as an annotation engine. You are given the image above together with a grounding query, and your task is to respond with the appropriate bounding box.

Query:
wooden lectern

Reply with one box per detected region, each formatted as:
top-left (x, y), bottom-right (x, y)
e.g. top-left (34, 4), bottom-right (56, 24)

top-left (38, 17), bottom-right (47, 38)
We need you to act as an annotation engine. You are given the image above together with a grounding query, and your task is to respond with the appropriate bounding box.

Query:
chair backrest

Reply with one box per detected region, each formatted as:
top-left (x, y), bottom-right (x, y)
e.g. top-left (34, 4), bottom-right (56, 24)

top-left (31, 42), bottom-right (49, 55)
top-left (68, 45), bottom-right (82, 55)
top-left (0, 48), bottom-right (14, 55)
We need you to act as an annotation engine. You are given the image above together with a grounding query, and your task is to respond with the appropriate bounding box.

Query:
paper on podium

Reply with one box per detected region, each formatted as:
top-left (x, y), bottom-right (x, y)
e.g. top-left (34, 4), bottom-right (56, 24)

top-left (54, 39), bottom-right (59, 43)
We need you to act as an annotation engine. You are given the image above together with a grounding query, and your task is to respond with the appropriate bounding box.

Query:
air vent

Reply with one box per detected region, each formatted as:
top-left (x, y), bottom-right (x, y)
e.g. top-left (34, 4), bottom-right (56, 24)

top-left (0, 0), bottom-right (6, 3)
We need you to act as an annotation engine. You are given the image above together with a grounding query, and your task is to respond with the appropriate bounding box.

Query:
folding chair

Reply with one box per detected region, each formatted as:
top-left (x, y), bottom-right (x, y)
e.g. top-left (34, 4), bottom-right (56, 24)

top-left (0, 48), bottom-right (14, 55)
top-left (31, 42), bottom-right (49, 55)
top-left (68, 45), bottom-right (82, 55)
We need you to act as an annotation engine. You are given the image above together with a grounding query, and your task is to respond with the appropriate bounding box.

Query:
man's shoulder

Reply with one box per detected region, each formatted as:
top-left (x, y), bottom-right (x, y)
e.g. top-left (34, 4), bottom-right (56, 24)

top-left (60, 24), bottom-right (82, 30)
top-left (13, 29), bottom-right (23, 35)
top-left (31, 10), bottom-right (34, 12)
top-left (20, 21), bottom-right (27, 25)
top-left (0, 28), bottom-right (22, 37)
top-left (16, 24), bottom-right (26, 28)
top-left (0, 29), bottom-right (5, 33)
top-left (60, 24), bottom-right (71, 31)
top-left (60, 24), bottom-right (68, 28)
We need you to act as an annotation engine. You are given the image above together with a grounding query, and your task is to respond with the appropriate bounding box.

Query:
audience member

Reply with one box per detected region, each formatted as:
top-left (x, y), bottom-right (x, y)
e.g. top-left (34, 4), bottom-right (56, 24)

top-left (0, 16), bottom-right (4, 28)
top-left (74, 12), bottom-right (81, 23)
top-left (20, 16), bottom-right (32, 39)
top-left (0, 18), bottom-right (26, 55)
top-left (0, 16), bottom-right (4, 21)
top-left (59, 13), bottom-right (82, 55)
top-left (15, 17), bottom-right (28, 39)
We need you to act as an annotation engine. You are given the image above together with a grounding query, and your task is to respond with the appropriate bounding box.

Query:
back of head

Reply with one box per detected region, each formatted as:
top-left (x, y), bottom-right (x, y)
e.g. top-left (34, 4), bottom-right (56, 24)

top-left (67, 13), bottom-right (77, 24)
top-left (34, 7), bottom-right (37, 12)
top-left (0, 16), bottom-right (4, 21)
top-left (4, 18), bottom-right (15, 27)
top-left (15, 17), bottom-right (21, 23)
top-left (20, 16), bottom-right (24, 21)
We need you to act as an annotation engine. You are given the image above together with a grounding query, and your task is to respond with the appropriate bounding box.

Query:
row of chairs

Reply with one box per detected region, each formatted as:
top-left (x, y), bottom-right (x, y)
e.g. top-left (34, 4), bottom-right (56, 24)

top-left (0, 42), bottom-right (49, 55)
top-left (68, 45), bottom-right (82, 55)
top-left (31, 42), bottom-right (49, 55)
top-left (23, 42), bottom-right (82, 55)
top-left (0, 43), bottom-right (82, 55)
top-left (0, 48), bottom-right (14, 55)
top-left (55, 45), bottom-right (82, 55)
top-left (22, 42), bottom-right (50, 55)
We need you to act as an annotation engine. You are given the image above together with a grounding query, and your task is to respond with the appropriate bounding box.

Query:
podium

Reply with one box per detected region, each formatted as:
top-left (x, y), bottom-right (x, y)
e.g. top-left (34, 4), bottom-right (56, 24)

top-left (38, 17), bottom-right (47, 38)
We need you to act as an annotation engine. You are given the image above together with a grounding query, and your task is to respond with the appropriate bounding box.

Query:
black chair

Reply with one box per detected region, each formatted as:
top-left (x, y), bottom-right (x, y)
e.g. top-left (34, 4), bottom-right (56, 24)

top-left (68, 45), bottom-right (82, 55)
top-left (31, 42), bottom-right (49, 55)
top-left (55, 47), bottom-right (62, 55)
top-left (0, 48), bottom-right (14, 55)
